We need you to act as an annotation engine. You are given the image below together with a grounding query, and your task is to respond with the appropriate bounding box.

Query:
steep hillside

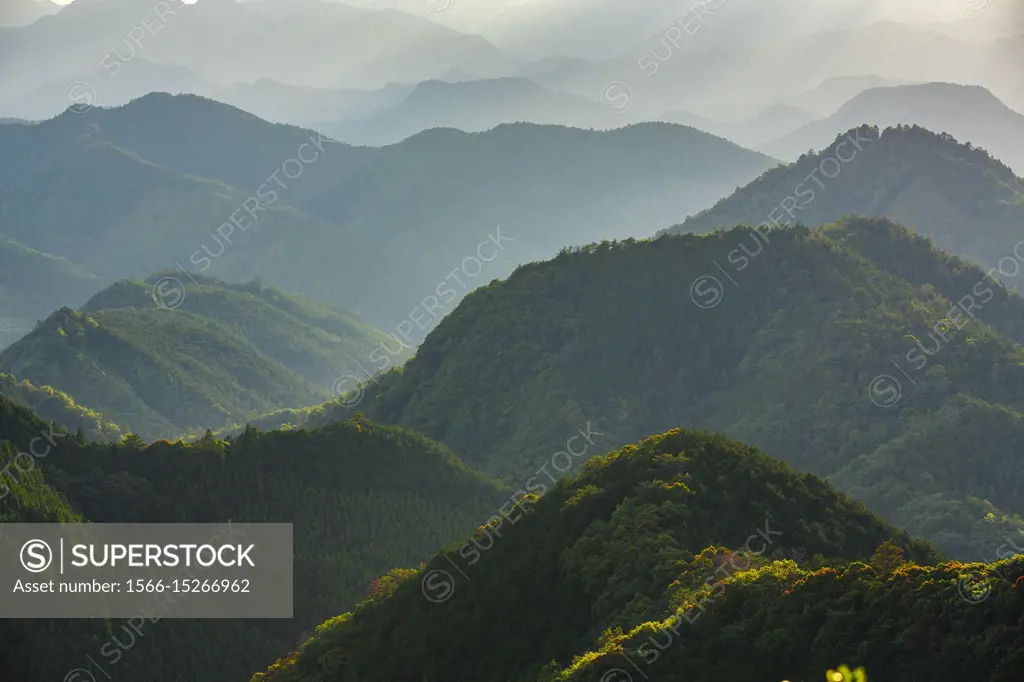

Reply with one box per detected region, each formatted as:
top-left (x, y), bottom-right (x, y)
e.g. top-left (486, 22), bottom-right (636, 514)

top-left (0, 135), bottom-right (343, 286)
top-left (81, 273), bottom-right (405, 386)
top-left (0, 94), bottom-right (778, 330)
top-left (0, 275), bottom-right (401, 439)
top-left (296, 218), bottom-right (1024, 559)
top-left (254, 428), bottom-right (989, 682)
top-left (0, 373), bottom-right (121, 441)
top-left (0, 397), bottom-right (502, 682)
top-left (665, 125), bottom-right (1024, 283)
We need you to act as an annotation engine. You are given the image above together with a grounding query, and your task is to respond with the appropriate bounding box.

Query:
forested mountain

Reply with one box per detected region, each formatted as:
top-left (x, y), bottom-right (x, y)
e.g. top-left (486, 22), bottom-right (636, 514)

top-left (286, 218), bottom-right (1024, 560)
top-left (5, 3), bottom-right (1024, 682)
top-left (0, 274), bottom-right (402, 439)
top-left (0, 93), bottom-right (777, 330)
top-left (761, 83), bottom-right (1024, 173)
top-left (0, 373), bottom-right (121, 441)
top-left (251, 427), bottom-right (1024, 682)
top-left (0, 397), bottom-right (502, 682)
top-left (665, 125), bottom-right (1024, 283)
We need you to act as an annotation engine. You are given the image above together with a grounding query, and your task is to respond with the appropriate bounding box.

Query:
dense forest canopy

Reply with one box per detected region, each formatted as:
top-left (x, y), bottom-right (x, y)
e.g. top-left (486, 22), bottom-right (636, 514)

top-left (265, 217), bottom-right (1024, 561)
top-left (0, 396), bottom-right (501, 681)
top-left (253, 428), bottom-right (1020, 682)
top-left (0, 274), bottom-right (405, 439)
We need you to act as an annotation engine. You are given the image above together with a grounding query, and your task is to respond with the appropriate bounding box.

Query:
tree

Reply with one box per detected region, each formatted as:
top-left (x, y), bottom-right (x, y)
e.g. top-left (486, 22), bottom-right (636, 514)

top-left (869, 540), bottom-right (907, 579)
top-left (121, 433), bottom-right (146, 450)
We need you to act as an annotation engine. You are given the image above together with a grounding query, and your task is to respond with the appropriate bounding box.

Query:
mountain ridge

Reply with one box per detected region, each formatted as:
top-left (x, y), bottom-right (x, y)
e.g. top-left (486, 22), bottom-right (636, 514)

top-left (278, 216), bottom-right (1024, 560)
top-left (0, 93), bottom-right (778, 330)
top-left (0, 397), bottom-right (503, 682)
top-left (254, 425), bottom-right (958, 682)
top-left (665, 124), bottom-right (1024, 283)
top-left (0, 274), bottom-right (404, 439)
top-left (761, 83), bottom-right (1024, 174)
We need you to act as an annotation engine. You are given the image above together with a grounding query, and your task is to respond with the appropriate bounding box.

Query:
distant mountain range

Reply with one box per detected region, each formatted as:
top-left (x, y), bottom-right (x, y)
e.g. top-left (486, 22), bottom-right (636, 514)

top-left (320, 77), bottom-right (627, 145)
top-left (523, 21), bottom-right (1014, 121)
top-left (0, 275), bottom-right (402, 438)
top-left (788, 74), bottom-right (918, 116)
top-left (319, 78), bottom-right (1024, 157)
top-left (0, 93), bottom-right (777, 333)
top-left (668, 125), bottom-right (1024, 281)
top-left (0, 0), bottom-right (518, 98)
top-left (2, 0), bottom-right (1018, 130)
top-left (4, 5), bottom-right (1024, 682)
top-left (657, 104), bottom-right (817, 151)
top-left (0, 57), bottom-right (417, 126)
top-left (762, 83), bottom-right (1024, 174)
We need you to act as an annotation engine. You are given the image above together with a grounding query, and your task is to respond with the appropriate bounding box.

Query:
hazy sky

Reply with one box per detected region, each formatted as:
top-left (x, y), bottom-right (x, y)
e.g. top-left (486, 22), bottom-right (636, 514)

top-left (40, 0), bottom-right (988, 22)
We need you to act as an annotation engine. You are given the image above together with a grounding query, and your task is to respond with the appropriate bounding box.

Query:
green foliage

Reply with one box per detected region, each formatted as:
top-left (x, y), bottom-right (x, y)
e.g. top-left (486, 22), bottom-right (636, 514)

top-left (868, 540), bottom-right (907, 578)
top-left (553, 556), bottom-right (1023, 682)
top-left (0, 396), bottom-right (502, 682)
top-left (0, 274), bottom-right (404, 439)
top-left (253, 427), bottom-right (962, 682)
top-left (0, 372), bottom-right (122, 441)
top-left (282, 217), bottom-right (1024, 560)
top-left (827, 665), bottom-right (868, 682)
top-left (665, 125), bottom-right (1024, 289)
top-left (247, 428), bottom-right (999, 679)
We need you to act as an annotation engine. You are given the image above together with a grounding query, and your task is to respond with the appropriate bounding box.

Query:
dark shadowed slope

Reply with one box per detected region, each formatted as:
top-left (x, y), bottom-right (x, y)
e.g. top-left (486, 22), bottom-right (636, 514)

top-left (254, 427), bottom-right (1004, 682)
top-left (0, 398), bottom-right (501, 682)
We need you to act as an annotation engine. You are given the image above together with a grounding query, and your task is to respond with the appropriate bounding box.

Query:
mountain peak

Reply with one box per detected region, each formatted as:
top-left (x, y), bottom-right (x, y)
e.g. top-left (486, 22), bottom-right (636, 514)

top-left (844, 82), bottom-right (1011, 113)
top-left (762, 83), bottom-right (1024, 172)
top-left (676, 123), bottom-right (1023, 254)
